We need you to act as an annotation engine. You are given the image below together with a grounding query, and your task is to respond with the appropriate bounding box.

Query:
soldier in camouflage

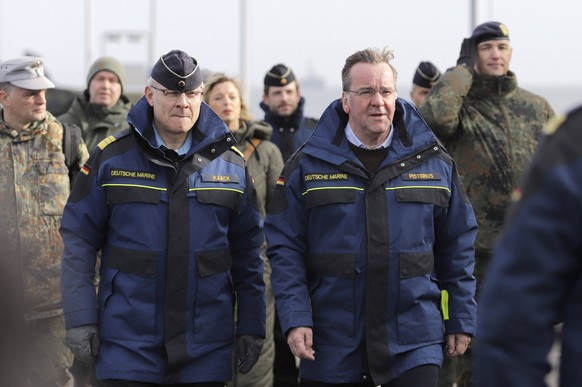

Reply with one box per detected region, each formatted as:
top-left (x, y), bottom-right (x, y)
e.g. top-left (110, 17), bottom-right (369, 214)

top-left (0, 56), bottom-right (89, 386)
top-left (420, 21), bottom-right (555, 387)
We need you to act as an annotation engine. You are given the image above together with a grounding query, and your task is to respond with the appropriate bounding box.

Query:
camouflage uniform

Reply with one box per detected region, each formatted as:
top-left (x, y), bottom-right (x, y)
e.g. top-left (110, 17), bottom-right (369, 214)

top-left (420, 64), bottom-right (554, 386)
top-left (0, 108), bottom-right (89, 386)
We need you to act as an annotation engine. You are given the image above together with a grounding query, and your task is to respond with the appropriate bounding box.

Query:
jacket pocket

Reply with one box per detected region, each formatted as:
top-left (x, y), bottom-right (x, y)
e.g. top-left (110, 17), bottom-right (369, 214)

top-left (397, 251), bottom-right (442, 344)
top-left (395, 186), bottom-right (450, 207)
top-left (106, 186), bottom-right (161, 204)
top-left (400, 252), bottom-right (433, 278)
top-left (307, 252), bottom-right (356, 279)
top-left (197, 249), bottom-right (232, 277)
top-left (107, 245), bottom-right (157, 278)
top-left (99, 247), bottom-right (158, 343)
top-left (307, 253), bottom-right (357, 346)
top-left (194, 189), bottom-right (243, 211)
top-left (193, 249), bottom-right (235, 343)
top-left (305, 188), bottom-right (356, 209)
top-left (35, 154), bottom-right (70, 215)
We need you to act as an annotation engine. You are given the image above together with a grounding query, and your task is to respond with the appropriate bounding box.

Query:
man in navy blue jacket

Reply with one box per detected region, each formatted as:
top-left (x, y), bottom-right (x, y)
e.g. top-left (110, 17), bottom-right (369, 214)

top-left (265, 47), bottom-right (478, 387)
top-left (60, 50), bottom-right (266, 386)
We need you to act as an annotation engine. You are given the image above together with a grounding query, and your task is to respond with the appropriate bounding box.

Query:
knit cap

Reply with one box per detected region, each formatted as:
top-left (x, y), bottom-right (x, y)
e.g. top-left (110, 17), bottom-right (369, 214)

top-left (87, 56), bottom-right (126, 91)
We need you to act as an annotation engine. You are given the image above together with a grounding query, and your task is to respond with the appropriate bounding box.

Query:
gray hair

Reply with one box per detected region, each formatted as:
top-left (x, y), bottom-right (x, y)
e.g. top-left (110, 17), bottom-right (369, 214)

top-left (341, 47), bottom-right (398, 92)
top-left (0, 82), bottom-right (13, 93)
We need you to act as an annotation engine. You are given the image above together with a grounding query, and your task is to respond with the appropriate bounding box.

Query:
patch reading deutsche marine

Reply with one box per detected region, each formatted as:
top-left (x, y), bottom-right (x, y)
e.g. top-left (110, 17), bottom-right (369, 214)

top-left (110, 169), bottom-right (157, 180)
top-left (304, 173), bottom-right (349, 182)
top-left (201, 174), bottom-right (240, 183)
top-left (402, 172), bottom-right (442, 181)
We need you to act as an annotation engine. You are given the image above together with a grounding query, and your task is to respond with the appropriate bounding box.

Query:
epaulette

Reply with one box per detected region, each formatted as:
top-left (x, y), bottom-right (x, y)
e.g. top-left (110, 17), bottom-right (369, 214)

top-left (96, 130), bottom-right (131, 151)
top-left (543, 114), bottom-right (567, 136)
top-left (97, 135), bottom-right (116, 150)
top-left (230, 145), bottom-right (244, 159)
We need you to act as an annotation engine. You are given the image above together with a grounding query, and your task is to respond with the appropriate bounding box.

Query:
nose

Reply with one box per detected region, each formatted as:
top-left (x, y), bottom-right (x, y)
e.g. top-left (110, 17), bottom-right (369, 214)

top-left (370, 90), bottom-right (384, 106)
top-left (35, 91), bottom-right (47, 105)
top-left (175, 92), bottom-right (190, 107)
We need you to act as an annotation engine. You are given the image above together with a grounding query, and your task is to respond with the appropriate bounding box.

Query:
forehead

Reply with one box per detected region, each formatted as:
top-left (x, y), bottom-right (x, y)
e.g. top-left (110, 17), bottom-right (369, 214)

top-left (92, 70), bottom-right (120, 81)
top-left (211, 80), bottom-right (237, 92)
top-left (350, 62), bottom-right (394, 86)
top-left (477, 38), bottom-right (510, 48)
top-left (267, 81), bottom-right (298, 94)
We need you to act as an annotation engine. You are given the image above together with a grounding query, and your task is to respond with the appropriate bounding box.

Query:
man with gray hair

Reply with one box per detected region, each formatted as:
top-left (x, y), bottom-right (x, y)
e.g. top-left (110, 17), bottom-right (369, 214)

top-left (60, 49), bottom-right (266, 386)
top-left (265, 47), bottom-right (477, 386)
top-left (0, 56), bottom-right (89, 386)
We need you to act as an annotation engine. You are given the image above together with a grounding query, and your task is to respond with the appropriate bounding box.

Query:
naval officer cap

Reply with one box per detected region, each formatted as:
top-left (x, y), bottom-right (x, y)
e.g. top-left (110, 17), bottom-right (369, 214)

top-left (151, 49), bottom-right (203, 92)
top-left (471, 21), bottom-right (510, 45)
top-left (264, 63), bottom-right (296, 87)
top-left (0, 56), bottom-right (55, 90)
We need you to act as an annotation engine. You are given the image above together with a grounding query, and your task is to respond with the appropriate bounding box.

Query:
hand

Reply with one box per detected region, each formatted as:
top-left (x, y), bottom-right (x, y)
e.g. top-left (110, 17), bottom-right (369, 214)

top-left (65, 324), bottom-right (100, 364)
top-left (445, 333), bottom-right (471, 357)
top-left (456, 38), bottom-right (476, 68)
top-left (237, 335), bottom-right (264, 374)
top-left (287, 327), bottom-right (315, 360)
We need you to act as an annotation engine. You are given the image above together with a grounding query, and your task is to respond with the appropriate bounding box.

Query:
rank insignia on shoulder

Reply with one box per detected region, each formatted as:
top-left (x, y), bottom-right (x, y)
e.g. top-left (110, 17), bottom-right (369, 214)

top-left (97, 135), bottom-right (117, 150)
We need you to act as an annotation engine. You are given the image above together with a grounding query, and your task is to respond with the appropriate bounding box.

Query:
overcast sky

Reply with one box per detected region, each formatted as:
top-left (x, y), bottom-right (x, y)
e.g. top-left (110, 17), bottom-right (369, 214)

top-left (0, 0), bottom-right (581, 112)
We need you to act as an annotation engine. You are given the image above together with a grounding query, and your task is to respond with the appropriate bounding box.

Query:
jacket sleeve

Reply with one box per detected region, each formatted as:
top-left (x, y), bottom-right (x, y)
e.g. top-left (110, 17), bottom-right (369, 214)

top-left (265, 163), bottom-right (313, 334)
top-left (60, 152), bottom-right (107, 329)
top-left (420, 65), bottom-right (473, 141)
top-left (433, 160), bottom-right (478, 336)
top-left (229, 168), bottom-right (266, 338)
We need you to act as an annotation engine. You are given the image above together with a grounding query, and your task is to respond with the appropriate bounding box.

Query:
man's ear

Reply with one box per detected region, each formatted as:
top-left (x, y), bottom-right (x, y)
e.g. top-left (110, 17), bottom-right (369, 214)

top-left (0, 90), bottom-right (9, 107)
top-left (144, 86), bottom-right (154, 107)
top-left (341, 92), bottom-right (350, 114)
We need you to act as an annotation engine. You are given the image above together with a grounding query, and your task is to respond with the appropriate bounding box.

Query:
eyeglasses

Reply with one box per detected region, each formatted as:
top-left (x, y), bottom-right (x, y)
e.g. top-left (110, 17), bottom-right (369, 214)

top-left (150, 85), bottom-right (204, 101)
top-left (345, 88), bottom-right (397, 100)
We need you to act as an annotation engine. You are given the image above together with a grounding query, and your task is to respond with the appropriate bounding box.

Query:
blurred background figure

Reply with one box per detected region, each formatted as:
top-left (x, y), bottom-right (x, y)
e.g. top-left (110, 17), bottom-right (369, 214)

top-left (420, 21), bottom-right (555, 386)
top-left (59, 56), bottom-right (132, 151)
top-left (410, 61), bottom-right (441, 107)
top-left (476, 108), bottom-right (582, 387)
top-left (260, 63), bottom-right (318, 163)
top-left (205, 72), bottom-right (284, 387)
top-left (0, 55), bottom-right (89, 387)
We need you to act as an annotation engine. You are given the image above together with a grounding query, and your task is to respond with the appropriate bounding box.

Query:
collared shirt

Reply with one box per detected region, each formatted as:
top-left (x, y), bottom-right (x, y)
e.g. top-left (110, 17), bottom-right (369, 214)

top-left (151, 123), bottom-right (192, 156)
top-left (344, 122), bottom-right (394, 149)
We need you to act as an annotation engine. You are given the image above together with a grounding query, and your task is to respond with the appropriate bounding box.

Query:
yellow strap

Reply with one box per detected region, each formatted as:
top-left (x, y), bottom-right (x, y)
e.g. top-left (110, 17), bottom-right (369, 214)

top-left (441, 289), bottom-right (450, 321)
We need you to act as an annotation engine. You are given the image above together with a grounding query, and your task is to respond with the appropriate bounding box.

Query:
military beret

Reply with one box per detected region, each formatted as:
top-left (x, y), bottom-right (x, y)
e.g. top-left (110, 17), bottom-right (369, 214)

top-left (0, 56), bottom-right (55, 90)
top-left (413, 61), bottom-right (441, 88)
top-left (264, 64), bottom-right (296, 87)
top-left (151, 49), bottom-right (203, 92)
top-left (471, 21), bottom-right (510, 45)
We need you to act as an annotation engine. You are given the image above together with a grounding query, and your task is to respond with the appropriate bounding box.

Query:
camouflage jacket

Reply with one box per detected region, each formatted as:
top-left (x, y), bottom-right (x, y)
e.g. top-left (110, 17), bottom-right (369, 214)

top-left (0, 109), bottom-right (89, 320)
top-left (420, 65), bottom-right (554, 253)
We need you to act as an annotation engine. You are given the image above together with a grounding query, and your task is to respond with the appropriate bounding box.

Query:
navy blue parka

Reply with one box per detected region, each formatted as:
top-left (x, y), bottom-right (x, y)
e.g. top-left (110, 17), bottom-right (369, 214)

top-left (60, 97), bottom-right (266, 383)
top-left (265, 98), bottom-right (477, 385)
